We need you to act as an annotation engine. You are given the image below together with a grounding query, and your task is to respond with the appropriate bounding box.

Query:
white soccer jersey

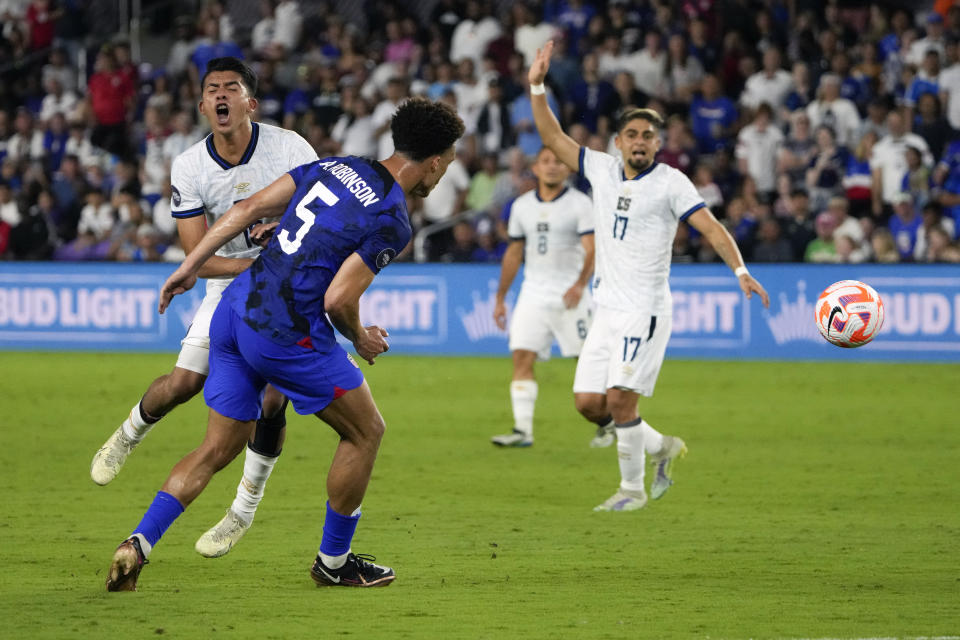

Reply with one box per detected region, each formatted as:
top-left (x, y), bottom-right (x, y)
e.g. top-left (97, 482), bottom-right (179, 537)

top-left (506, 186), bottom-right (594, 307)
top-left (170, 121), bottom-right (318, 269)
top-left (578, 147), bottom-right (705, 314)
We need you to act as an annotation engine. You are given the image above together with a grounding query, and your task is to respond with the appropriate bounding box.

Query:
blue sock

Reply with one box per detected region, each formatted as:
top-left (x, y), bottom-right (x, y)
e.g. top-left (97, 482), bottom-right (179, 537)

top-left (319, 502), bottom-right (361, 557)
top-left (133, 491), bottom-right (185, 548)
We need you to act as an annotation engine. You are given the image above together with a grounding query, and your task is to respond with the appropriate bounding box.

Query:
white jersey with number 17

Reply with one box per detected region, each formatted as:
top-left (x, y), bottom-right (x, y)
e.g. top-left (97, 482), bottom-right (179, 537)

top-left (506, 186), bottom-right (594, 308)
top-left (169, 121), bottom-right (319, 271)
top-left (578, 147), bottom-right (705, 315)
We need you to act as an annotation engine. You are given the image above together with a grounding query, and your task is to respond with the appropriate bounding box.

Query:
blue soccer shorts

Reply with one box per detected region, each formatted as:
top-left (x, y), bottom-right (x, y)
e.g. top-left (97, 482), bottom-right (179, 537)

top-left (204, 302), bottom-right (364, 421)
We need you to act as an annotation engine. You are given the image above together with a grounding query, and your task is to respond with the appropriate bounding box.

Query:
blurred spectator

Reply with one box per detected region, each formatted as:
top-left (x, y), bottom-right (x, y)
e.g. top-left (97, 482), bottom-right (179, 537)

top-left (740, 46), bottom-right (792, 114)
top-left (86, 47), bottom-right (135, 159)
top-left (806, 73), bottom-right (861, 148)
top-left (420, 153), bottom-right (470, 259)
top-left (908, 13), bottom-right (946, 67)
top-left (924, 225), bottom-right (960, 262)
top-left (805, 212), bottom-right (838, 262)
top-left (664, 32), bottom-right (704, 106)
top-left (331, 93), bottom-right (376, 158)
top-left (939, 40), bottom-right (960, 130)
top-left (860, 97), bottom-right (891, 140)
top-left (39, 77), bottom-right (79, 124)
top-left (689, 74), bottom-right (737, 155)
top-left (452, 58), bottom-right (486, 133)
top-left (806, 125), bottom-right (848, 211)
top-left (736, 103), bottom-right (782, 197)
top-left (371, 77), bottom-right (408, 160)
top-left (827, 196), bottom-right (870, 262)
top-left (752, 217), bottom-right (793, 262)
top-left (450, 1), bottom-right (502, 71)
top-left (870, 227), bottom-right (900, 263)
top-left (901, 145), bottom-right (932, 212)
top-left (905, 50), bottom-right (942, 123)
top-left (41, 112), bottom-right (69, 173)
top-left (0, 182), bottom-right (22, 229)
top-left (888, 192), bottom-right (922, 260)
top-left (166, 17), bottom-right (198, 81)
top-left (777, 110), bottom-right (816, 190)
top-left (672, 221), bottom-right (696, 263)
top-left (692, 164), bottom-right (723, 211)
top-left (471, 215), bottom-right (504, 262)
top-left (566, 53), bottom-right (615, 134)
top-left (913, 93), bottom-right (955, 160)
top-left (658, 115), bottom-right (696, 175)
top-left (843, 129), bottom-right (878, 219)
top-left (6, 107), bottom-right (44, 165)
top-left (189, 17), bottom-right (244, 85)
top-left (723, 196), bottom-right (758, 259)
top-left (476, 76), bottom-right (512, 155)
top-left (55, 188), bottom-right (114, 260)
top-left (442, 220), bottom-right (476, 262)
top-left (628, 29), bottom-right (667, 98)
top-left (513, 4), bottom-right (556, 69)
top-left (871, 109), bottom-right (932, 219)
top-left (781, 188), bottom-right (816, 261)
top-left (25, 0), bottom-right (58, 51)
top-left (465, 153), bottom-right (498, 214)
top-left (913, 201), bottom-right (955, 261)
top-left (610, 71), bottom-right (648, 115)
top-left (41, 47), bottom-right (76, 94)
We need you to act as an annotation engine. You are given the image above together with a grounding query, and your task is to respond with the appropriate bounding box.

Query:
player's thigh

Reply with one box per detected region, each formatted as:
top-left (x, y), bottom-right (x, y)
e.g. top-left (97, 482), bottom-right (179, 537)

top-left (315, 379), bottom-right (385, 444)
top-left (551, 293), bottom-right (592, 357)
top-left (176, 279), bottom-right (230, 375)
top-left (508, 295), bottom-right (554, 356)
top-left (606, 313), bottom-right (671, 398)
top-left (203, 302), bottom-right (268, 422)
top-left (572, 307), bottom-right (615, 394)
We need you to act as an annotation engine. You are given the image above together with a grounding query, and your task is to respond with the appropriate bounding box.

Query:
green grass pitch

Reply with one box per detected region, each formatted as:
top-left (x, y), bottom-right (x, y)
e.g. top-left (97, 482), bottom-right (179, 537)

top-left (1, 352), bottom-right (958, 639)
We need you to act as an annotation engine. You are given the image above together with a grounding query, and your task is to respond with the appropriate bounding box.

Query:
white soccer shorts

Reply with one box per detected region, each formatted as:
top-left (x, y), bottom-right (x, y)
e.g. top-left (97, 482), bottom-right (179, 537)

top-left (572, 305), bottom-right (671, 397)
top-left (508, 290), bottom-right (592, 359)
top-left (175, 278), bottom-right (231, 375)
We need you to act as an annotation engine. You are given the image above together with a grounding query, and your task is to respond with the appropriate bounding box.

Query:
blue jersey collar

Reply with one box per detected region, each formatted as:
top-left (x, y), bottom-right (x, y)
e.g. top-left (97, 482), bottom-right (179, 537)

top-left (534, 186), bottom-right (568, 202)
top-left (622, 161), bottom-right (658, 182)
top-left (206, 122), bottom-right (260, 170)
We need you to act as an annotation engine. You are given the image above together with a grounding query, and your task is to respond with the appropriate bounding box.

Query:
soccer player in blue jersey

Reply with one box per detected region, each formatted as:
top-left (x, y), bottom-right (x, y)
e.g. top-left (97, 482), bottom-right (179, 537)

top-left (105, 97), bottom-right (465, 591)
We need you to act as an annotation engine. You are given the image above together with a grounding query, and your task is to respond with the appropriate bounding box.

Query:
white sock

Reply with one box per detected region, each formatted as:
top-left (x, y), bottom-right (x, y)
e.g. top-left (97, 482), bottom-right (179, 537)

top-left (319, 550), bottom-right (349, 569)
top-left (616, 420), bottom-right (646, 492)
top-left (641, 420), bottom-right (664, 455)
top-left (132, 533), bottom-right (152, 558)
top-left (229, 446), bottom-right (279, 525)
top-left (510, 380), bottom-right (538, 437)
top-left (121, 401), bottom-right (156, 443)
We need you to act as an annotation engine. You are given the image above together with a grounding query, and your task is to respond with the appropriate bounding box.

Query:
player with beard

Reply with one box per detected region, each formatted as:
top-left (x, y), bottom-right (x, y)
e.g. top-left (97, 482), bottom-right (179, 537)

top-left (528, 42), bottom-right (770, 511)
top-left (91, 57), bottom-right (318, 555)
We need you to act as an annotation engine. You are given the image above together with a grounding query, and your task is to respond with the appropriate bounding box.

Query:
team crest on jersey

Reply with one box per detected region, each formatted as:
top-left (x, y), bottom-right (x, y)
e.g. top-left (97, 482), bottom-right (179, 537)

top-left (171, 186), bottom-right (181, 207)
top-left (234, 182), bottom-right (251, 194)
top-left (376, 248), bottom-right (396, 269)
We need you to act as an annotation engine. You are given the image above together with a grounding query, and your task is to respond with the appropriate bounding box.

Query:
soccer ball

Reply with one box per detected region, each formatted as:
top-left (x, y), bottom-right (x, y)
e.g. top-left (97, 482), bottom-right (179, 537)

top-left (814, 280), bottom-right (884, 348)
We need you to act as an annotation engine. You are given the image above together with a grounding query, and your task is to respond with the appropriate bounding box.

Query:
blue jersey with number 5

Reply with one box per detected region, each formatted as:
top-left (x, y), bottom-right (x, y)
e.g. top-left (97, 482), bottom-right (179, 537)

top-left (223, 156), bottom-right (410, 349)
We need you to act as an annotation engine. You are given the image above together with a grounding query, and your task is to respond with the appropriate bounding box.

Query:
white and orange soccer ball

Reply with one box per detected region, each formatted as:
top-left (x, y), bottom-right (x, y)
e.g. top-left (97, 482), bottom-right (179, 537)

top-left (814, 280), bottom-right (885, 348)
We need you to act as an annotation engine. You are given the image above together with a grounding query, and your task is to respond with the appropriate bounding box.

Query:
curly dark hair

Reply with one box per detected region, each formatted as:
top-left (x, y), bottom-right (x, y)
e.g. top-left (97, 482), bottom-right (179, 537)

top-left (391, 98), bottom-right (465, 161)
top-left (202, 57), bottom-right (258, 97)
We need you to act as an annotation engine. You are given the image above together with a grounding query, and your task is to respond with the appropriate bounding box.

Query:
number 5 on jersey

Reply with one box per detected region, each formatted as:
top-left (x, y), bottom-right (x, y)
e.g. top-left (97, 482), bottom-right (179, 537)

top-left (280, 181), bottom-right (340, 255)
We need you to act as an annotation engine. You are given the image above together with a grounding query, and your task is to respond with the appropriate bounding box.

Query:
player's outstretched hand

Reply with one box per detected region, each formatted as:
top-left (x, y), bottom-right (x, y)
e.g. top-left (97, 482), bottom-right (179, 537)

top-left (562, 283), bottom-right (584, 309)
top-left (493, 299), bottom-right (508, 331)
top-left (158, 266), bottom-right (198, 314)
top-left (250, 221), bottom-right (280, 247)
top-left (528, 40), bottom-right (554, 86)
top-left (739, 274), bottom-right (770, 308)
top-left (355, 325), bottom-right (390, 365)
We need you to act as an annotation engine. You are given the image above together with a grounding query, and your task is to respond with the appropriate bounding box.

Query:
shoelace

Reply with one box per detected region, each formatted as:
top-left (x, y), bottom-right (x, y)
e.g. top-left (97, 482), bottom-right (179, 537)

top-left (350, 553), bottom-right (381, 572)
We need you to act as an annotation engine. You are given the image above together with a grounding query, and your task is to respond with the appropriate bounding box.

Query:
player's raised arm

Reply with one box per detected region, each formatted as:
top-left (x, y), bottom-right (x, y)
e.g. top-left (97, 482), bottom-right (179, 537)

top-left (528, 41), bottom-right (581, 172)
top-left (687, 207), bottom-right (770, 308)
top-left (159, 173), bottom-right (297, 313)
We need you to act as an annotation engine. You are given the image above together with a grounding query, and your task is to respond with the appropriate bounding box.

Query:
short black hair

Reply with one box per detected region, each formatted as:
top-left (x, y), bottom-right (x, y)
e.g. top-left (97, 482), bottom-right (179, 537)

top-left (617, 107), bottom-right (665, 132)
top-left (201, 57), bottom-right (258, 96)
top-left (391, 97), bottom-right (465, 161)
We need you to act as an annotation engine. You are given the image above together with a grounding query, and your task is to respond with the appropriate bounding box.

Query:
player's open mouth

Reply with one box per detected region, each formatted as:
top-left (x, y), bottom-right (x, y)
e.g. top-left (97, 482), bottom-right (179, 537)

top-left (215, 103), bottom-right (229, 125)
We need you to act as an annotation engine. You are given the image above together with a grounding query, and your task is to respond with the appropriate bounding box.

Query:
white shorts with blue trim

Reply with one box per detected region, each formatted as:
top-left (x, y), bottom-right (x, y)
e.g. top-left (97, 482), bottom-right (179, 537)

top-left (508, 290), bottom-right (592, 359)
top-left (572, 305), bottom-right (671, 397)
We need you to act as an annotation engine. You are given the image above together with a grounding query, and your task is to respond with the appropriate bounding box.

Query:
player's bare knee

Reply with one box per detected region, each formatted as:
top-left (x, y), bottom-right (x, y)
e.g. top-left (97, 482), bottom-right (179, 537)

top-left (575, 394), bottom-right (605, 421)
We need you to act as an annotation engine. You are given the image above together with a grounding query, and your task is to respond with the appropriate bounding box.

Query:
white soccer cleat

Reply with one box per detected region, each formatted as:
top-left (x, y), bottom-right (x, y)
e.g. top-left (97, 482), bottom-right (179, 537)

top-left (589, 424), bottom-right (615, 448)
top-left (491, 430), bottom-right (533, 447)
top-left (91, 426), bottom-right (137, 485)
top-left (593, 488), bottom-right (648, 512)
top-left (195, 509), bottom-right (252, 558)
top-left (649, 436), bottom-right (687, 500)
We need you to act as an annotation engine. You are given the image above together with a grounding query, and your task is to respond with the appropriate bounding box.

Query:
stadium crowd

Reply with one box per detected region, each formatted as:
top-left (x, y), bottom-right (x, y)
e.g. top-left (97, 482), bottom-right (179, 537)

top-left (1, 0), bottom-right (960, 264)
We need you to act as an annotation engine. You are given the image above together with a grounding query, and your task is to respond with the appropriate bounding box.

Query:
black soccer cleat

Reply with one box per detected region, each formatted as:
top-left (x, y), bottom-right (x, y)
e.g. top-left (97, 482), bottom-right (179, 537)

top-left (106, 536), bottom-right (148, 592)
top-left (310, 553), bottom-right (396, 588)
